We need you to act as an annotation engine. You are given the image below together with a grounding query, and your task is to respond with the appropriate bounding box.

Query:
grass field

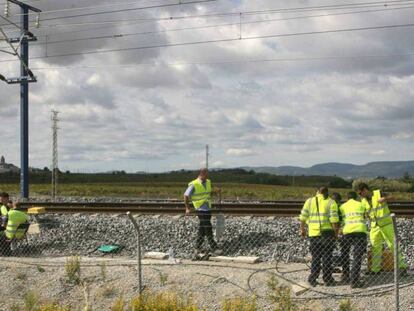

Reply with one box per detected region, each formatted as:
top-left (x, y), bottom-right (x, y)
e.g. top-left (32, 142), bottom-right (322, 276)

top-left (2, 182), bottom-right (414, 201)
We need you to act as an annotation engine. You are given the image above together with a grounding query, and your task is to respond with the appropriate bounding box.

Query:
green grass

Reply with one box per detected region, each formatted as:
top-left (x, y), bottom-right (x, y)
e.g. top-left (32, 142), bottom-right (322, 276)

top-left (1, 182), bottom-right (414, 201)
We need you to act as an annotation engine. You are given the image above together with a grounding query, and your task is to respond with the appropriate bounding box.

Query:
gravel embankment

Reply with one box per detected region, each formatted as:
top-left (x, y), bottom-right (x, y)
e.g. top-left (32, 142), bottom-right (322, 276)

top-left (18, 214), bottom-right (414, 266)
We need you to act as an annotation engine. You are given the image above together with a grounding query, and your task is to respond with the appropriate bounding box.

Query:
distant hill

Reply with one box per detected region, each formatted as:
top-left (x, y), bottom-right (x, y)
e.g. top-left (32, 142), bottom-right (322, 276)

top-left (242, 161), bottom-right (414, 179)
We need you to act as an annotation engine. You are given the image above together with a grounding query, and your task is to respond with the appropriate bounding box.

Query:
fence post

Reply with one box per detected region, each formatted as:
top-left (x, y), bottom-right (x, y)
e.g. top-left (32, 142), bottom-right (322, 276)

top-left (127, 212), bottom-right (143, 293)
top-left (391, 213), bottom-right (399, 311)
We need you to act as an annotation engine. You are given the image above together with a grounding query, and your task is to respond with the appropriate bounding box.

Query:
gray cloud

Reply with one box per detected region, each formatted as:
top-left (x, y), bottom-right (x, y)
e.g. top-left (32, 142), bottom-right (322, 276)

top-left (1, 0), bottom-right (414, 171)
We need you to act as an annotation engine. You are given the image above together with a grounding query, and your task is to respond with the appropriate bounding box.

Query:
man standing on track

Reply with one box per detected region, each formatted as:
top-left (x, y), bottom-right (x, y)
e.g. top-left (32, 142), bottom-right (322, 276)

top-left (184, 168), bottom-right (222, 258)
top-left (300, 186), bottom-right (340, 287)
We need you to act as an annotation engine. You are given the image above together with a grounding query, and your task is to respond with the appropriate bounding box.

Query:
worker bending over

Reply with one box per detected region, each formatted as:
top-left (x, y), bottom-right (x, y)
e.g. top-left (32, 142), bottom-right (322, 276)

top-left (357, 183), bottom-right (407, 275)
top-left (0, 195), bottom-right (29, 256)
top-left (184, 168), bottom-right (222, 258)
top-left (300, 187), bottom-right (339, 287)
top-left (340, 191), bottom-right (367, 288)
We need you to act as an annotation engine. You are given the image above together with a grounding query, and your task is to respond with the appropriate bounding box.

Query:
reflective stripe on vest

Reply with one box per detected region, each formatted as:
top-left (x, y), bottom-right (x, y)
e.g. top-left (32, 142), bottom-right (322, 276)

top-left (5, 210), bottom-right (29, 239)
top-left (341, 199), bottom-right (368, 234)
top-left (306, 196), bottom-right (339, 237)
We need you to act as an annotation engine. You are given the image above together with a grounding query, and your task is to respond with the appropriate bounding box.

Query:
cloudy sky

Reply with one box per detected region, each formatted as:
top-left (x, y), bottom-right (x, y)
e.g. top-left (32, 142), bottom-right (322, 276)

top-left (0, 0), bottom-right (414, 172)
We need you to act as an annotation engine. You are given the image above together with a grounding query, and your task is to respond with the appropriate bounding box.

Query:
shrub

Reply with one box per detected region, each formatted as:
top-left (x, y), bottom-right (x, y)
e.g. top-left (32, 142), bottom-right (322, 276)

top-left (339, 299), bottom-right (358, 311)
top-left (222, 296), bottom-right (258, 311)
top-left (64, 256), bottom-right (81, 285)
top-left (111, 297), bottom-right (125, 311)
top-left (130, 291), bottom-right (198, 311)
top-left (266, 274), bottom-right (297, 311)
top-left (23, 291), bottom-right (39, 311)
top-left (353, 178), bottom-right (411, 193)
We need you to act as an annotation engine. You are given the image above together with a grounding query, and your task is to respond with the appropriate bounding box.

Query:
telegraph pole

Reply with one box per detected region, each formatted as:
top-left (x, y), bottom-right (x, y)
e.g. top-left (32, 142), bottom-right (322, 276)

top-left (2, 1), bottom-right (41, 199)
top-left (51, 110), bottom-right (59, 199)
top-left (205, 144), bottom-right (209, 169)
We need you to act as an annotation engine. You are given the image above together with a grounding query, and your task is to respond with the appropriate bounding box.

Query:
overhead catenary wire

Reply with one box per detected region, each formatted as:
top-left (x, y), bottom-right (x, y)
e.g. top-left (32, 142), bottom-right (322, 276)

top-left (7, 0), bottom-right (174, 17)
top-left (1, 21), bottom-right (414, 64)
top-left (2, 0), bottom-right (414, 29)
top-left (23, 52), bottom-right (414, 71)
top-left (0, 0), bottom-right (217, 28)
top-left (5, 0), bottom-right (412, 18)
top-left (1, 4), bottom-right (413, 50)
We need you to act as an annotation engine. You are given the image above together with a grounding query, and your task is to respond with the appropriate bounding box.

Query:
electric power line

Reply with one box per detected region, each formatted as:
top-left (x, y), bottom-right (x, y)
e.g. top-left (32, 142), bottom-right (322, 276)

top-left (24, 52), bottom-right (414, 71)
top-left (1, 4), bottom-right (413, 50)
top-left (0, 0), bottom-right (216, 28)
top-left (8, 0), bottom-right (172, 17)
top-left (1, 21), bottom-right (414, 63)
top-left (2, 0), bottom-right (414, 29)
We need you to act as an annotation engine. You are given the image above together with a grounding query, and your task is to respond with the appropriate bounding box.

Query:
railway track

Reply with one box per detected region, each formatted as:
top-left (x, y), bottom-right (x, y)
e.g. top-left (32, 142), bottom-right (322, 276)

top-left (16, 201), bottom-right (414, 217)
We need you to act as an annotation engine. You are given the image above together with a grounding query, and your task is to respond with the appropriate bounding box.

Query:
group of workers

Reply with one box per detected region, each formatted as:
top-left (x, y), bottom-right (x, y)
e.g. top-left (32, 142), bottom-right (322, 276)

top-left (184, 169), bottom-right (409, 288)
top-left (0, 192), bottom-right (30, 255)
top-left (300, 183), bottom-right (408, 288)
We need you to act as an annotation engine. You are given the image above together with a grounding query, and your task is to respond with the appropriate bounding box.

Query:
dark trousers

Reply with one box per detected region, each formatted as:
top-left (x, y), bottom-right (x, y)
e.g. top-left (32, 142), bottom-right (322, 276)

top-left (196, 210), bottom-right (217, 250)
top-left (0, 232), bottom-right (11, 256)
top-left (341, 233), bottom-right (367, 284)
top-left (309, 234), bottom-right (335, 283)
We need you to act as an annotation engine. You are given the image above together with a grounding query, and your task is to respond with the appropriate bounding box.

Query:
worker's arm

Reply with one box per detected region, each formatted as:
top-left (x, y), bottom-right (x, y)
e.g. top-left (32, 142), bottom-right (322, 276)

top-left (299, 198), bottom-right (311, 238)
top-left (378, 192), bottom-right (394, 203)
top-left (300, 221), bottom-right (307, 238)
top-left (332, 222), bottom-right (340, 238)
top-left (184, 195), bottom-right (191, 215)
top-left (184, 184), bottom-right (195, 215)
top-left (329, 201), bottom-right (340, 238)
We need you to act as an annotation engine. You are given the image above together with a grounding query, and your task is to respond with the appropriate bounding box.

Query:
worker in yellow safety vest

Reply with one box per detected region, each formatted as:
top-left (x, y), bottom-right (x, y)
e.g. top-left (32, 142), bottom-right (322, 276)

top-left (339, 191), bottom-right (368, 288)
top-left (0, 192), bottom-right (12, 229)
top-left (300, 186), bottom-right (340, 287)
top-left (356, 183), bottom-right (408, 276)
top-left (184, 168), bottom-right (222, 258)
top-left (5, 208), bottom-right (29, 240)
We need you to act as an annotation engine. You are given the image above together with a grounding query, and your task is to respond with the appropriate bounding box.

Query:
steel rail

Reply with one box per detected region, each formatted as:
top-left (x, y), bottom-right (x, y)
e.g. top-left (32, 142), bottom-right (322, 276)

top-left (16, 201), bottom-right (414, 217)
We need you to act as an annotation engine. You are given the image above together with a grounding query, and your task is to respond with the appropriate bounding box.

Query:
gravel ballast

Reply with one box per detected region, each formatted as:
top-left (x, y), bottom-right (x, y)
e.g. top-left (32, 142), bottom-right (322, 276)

top-left (12, 214), bottom-right (414, 267)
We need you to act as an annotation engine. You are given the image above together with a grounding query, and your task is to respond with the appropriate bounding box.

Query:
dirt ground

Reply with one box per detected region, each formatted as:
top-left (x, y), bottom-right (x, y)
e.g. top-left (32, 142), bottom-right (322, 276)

top-left (0, 257), bottom-right (413, 311)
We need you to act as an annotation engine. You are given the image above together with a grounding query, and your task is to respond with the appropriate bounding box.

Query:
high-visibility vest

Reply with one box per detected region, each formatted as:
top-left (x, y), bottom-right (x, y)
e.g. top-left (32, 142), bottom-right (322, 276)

top-left (363, 190), bottom-right (392, 228)
top-left (189, 179), bottom-right (212, 210)
top-left (340, 199), bottom-right (368, 234)
top-left (299, 194), bottom-right (339, 237)
top-left (0, 205), bottom-right (7, 217)
top-left (5, 209), bottom-right (29, 239)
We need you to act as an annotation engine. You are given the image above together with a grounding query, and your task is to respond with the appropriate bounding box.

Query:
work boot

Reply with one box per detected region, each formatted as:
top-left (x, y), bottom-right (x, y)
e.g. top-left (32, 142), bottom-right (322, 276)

top-left (350, 280), bottom-right (365, 289)
top-left (308, 279), bottom-right (317, 287)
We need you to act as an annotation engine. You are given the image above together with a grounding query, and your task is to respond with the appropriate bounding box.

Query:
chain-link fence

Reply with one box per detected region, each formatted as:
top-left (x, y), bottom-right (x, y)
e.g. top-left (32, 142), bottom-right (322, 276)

top-left (0, 212), bottom-right (413, 310)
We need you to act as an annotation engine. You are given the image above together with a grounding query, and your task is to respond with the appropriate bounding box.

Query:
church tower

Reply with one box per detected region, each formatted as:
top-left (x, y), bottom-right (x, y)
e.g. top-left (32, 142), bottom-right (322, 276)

top-left (0, 156), bottom-right (5, 165)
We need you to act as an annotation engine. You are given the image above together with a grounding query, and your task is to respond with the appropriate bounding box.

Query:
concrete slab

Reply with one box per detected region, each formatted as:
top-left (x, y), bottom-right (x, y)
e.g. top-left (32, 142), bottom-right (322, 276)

top-left (144, 252), bottom-right (169, 260)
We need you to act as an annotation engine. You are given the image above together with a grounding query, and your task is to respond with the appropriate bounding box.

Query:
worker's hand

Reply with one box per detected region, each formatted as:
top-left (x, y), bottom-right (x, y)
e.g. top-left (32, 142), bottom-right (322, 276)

top-left (300, 227), bottom-right (307, 239)
top-left (378, 197), bottom-right (387, 203)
